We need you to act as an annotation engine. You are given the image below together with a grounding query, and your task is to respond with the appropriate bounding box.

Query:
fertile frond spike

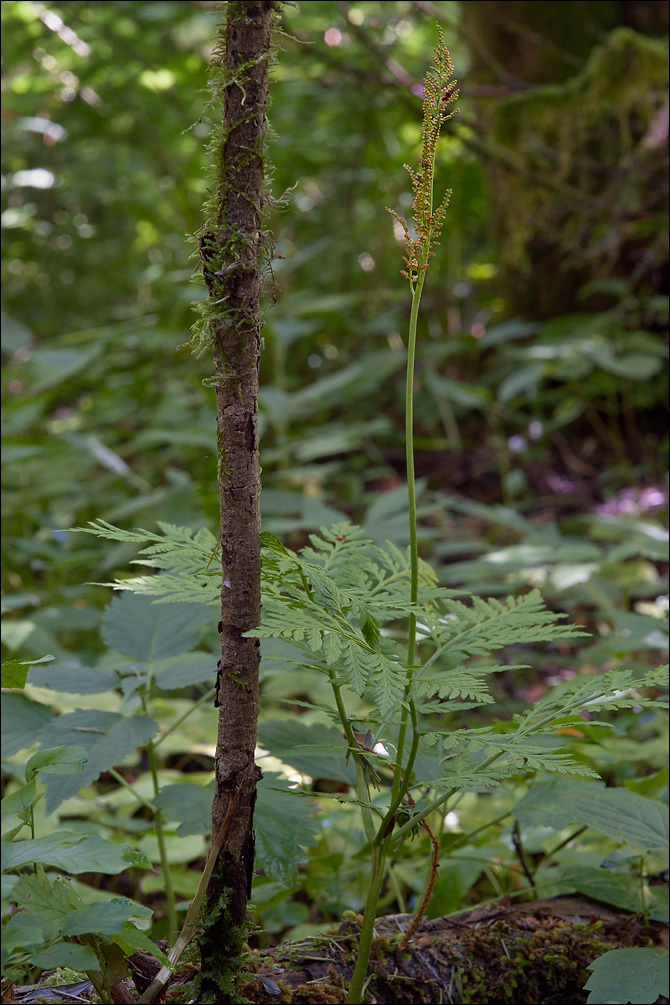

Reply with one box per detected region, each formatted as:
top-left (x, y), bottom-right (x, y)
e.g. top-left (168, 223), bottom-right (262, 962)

top-left (390, 26), bottom-right (459, 286)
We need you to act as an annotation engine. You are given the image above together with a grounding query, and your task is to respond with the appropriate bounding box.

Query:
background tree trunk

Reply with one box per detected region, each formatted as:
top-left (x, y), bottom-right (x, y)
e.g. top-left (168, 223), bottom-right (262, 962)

top-left (197, 1), bottom-right (274, 995)
top-left (459, 0), bottom-right (669, 318)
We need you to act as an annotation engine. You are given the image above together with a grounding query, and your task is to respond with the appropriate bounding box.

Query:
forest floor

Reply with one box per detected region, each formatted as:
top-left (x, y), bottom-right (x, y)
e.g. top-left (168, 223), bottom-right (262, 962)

top-left (157, 896), bottom-right (667, 1004)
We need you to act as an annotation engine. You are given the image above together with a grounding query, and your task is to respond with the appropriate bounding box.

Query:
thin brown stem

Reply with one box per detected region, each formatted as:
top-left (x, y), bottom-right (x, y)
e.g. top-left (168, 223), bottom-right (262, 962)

top-left (397, 797), bottom-right (440, 952)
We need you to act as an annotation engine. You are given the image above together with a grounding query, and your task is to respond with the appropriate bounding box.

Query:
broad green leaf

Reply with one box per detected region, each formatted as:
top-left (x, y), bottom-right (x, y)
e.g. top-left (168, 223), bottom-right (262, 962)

top-left (28, 659), bottom-right (118, 694)
top-left (102, 592), bottom-right (210, 661)
top-left (27, 344), bottom-right (105, 393)
top-left (585, 948), bottom-right (669, 1004)
top-left (39, 710), bottom-right (158, 812)
top-left (154, 652), bottom-right (216, 690)
top-left (513, 780), bottom-right (669, 856)
top-left (25, 745), bottom-right (88, 780)
top-left (62, 899), bottom-right (150, 937)
top-left (2, 654), bottom-right (53, 690)
top-left (30, 941), bottom-right (100, 973)
top-left (2, 832), bottom-right (83, 873)
top-left (480, 319), bottom-right (539, 346)
top-left (153, 781), bottom-right (214, 837)
top-left (0, 693), bottom-right (53, 756)
top-left (624, 766), bottom-right (669, 800)
top-left (1, 779), bottom-right (37, 816)
top-left (584, 343), bottom-right (663, 380)
top-left (111, 922), bottom-right (171, 966)
top-left (2, 832), bottom-right (151, 874)
top-left (602, 612), bottom-right (669, 655)
top-left (255, 773), bottom-right (320, 886)
top-left (258, 719), bottom-right (356, 785)
top-left (498, 363), bottom-right (544, 403)
top-left (0, 312), bottom-right (34, 355)
top-left (557, 866), bottom-right (647, 914)
top-left (1, 875), bottom-right (18, 899)
top-left (2, 912), bottom-right (60, 951)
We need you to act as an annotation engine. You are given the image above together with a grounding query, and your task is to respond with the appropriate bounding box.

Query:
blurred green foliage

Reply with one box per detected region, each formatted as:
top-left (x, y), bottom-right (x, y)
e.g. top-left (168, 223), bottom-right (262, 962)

top-left (1, 0), bottom-right (668, 974)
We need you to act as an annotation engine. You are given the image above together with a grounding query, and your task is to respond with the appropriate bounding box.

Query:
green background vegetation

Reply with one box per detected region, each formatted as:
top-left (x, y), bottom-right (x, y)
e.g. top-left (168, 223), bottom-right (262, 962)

top-left (1, 0), bottom-right (668, 994)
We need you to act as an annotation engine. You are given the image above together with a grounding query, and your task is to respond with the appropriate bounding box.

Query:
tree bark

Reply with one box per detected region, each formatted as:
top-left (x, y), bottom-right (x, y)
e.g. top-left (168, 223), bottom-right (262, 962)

top-left (197, 0), bottom-right (274, 990)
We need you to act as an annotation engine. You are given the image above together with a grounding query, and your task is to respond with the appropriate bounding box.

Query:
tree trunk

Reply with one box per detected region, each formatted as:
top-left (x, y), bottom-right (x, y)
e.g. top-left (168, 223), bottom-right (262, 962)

top-left (459, 1), bottom-right (669, 318)
top-left (197, 1), bottom-right (274, 995)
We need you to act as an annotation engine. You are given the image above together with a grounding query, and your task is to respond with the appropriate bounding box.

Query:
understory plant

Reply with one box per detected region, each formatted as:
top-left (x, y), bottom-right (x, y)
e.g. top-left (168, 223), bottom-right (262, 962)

top-left (3, 25), bottom-right (668, 1005)
top-left (65, 31), bottom-right (666, 1003)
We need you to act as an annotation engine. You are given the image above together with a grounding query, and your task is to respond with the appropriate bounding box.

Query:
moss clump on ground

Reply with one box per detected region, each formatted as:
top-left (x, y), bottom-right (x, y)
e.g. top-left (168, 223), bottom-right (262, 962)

top-left (455, 919), bottom-right (613, 1004)
top-left (205, 897), bottom-right (667, 1004)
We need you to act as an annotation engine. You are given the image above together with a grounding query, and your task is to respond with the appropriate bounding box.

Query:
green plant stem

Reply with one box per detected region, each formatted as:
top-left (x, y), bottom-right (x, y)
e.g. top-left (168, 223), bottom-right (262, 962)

top-left (146, 740), bottom-right (178, 941)
top-left (391, 748), bottom-right (503, 843)
top-left (346, 843), bottom-right (388, 1004)
top-left (136, 671), bottom-right (178, 941)
top-left (639, 855), bottom-right (649, 922)
top-left (331, 677), bottom-right (376, 844)
top-left (153, 687), bottom-right (216, 748)
top-left (392, 272), bottom-right (427, 804)
top-left (534, 825), bottom-right (587, 871)
top-left (349, 255), bottom-right (430, 1005)
top-left (376, 716), bottom-right (421, 844)
top-left (108, 750), bottom-right (178, 939)
top-left (87, 935), bottom-right (113, 1005)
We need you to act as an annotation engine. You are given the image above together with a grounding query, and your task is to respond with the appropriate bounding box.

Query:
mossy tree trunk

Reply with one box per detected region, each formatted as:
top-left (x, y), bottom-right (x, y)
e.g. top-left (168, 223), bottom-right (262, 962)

top-left (459, 0), bottom-right (669, 319)
top-left (197, 1), bottom-right (274, 995)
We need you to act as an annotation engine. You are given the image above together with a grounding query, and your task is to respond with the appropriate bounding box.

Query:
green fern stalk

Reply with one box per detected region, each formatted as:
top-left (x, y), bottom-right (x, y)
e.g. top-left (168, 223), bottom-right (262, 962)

top-left (388, 26), bottom-right (458, 810)
top-left (346, 31), bottom-right (459, 1005)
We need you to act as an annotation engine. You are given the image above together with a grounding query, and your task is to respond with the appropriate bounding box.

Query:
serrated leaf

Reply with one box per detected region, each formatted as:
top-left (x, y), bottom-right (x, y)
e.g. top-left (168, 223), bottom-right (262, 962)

top-left (339, 640), bottom-right (373, 695)
top-left (25, 745), bottom-right (88, 780)
top-left (368, 661), bottom-right (405, 715)
top-left (428, 590), bottom-right (585, 658)
top-left (516, 665), bottom-right (668, 729)
top-left (260, 531), bottom-right (291, 554)
top-left (29, 941), bottom-right (100, 973)
top-left (38, 710), bottom-right (158, 813)
top-left (585, 948), bottom-right (669, 1004)
top-left (153, 781), bottom-right (214, 837)
top-left (417, 662), bottom-right (520, 704)
top-left (10, 870), bottom-right (81, 920)
top-left (102, 592), bottom-right (210, 661)
top-left (322, 631), bottom-right (342, 666)
top-left (513, 780), bottom-right (669, 856)
top-left (254, 773), bottom-right (320, 885)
